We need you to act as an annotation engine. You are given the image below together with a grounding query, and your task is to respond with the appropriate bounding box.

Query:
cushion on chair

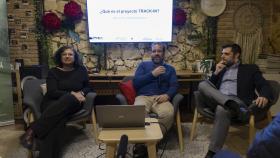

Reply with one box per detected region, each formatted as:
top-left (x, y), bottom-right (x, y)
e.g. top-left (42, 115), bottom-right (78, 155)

top-left (40, 83), bottom-right (47, 95)
top-left (119, 80), bottom-right (136, 105)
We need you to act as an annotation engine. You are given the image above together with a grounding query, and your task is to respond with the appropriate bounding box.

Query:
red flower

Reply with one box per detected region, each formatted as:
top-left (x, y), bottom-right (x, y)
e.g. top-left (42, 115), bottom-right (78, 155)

top-left (173, 8), bottom-right (187, 26)
top-left (64, 1), bottom-right (83, 21)
top-left (42, 12), bottom-right (61, 31)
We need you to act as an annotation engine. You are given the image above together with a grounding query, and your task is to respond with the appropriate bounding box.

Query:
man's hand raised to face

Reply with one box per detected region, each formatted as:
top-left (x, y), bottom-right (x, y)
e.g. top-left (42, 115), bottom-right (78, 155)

top-left (214, 61), bottom-right (226, 75)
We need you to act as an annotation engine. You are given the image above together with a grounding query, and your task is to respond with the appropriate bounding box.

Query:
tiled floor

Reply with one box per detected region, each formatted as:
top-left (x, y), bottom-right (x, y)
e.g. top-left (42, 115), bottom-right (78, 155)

top-left (0, 121), bottom-right (259, 158)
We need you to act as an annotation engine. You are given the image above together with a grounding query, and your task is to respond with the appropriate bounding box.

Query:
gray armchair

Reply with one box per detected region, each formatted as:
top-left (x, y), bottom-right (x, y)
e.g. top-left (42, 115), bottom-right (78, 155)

top-left (190, 80), bottom-right (280, 144)
top-left (22, 78), bottom-right (98, 157)
top-left (115, 76), bottom-right (185, 152)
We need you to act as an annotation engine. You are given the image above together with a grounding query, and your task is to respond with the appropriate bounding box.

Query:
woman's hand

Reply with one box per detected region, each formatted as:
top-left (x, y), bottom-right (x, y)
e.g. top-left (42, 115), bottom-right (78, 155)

top-left (71, 91), bottom-right (86, 103)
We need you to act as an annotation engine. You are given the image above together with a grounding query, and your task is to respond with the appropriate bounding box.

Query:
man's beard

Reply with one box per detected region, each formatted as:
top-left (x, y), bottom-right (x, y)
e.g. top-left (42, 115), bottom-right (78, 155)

top-left (152, 56), bottom-right (163, 65)
top-left (225, 59), bottom-right (234, 67)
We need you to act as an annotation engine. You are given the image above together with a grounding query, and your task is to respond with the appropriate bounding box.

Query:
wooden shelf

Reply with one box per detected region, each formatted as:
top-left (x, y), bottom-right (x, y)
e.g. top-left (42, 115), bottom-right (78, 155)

top-left (89, 70), bottom-right (204, 96)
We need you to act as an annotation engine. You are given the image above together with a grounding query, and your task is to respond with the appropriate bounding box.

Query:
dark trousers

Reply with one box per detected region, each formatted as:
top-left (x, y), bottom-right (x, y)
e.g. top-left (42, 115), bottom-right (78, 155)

top-left (38, 121), bottom-right (83, 158)
top-left (31, 94), bottom-right (82, 158)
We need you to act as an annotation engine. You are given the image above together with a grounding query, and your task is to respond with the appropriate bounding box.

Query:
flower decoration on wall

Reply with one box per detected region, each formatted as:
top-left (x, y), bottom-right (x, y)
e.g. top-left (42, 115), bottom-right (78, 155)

top-left (64, 1), bottom-right (83, 21)
top-left (42, 12), bottom-right (62, 31)
top-left (173, 8), bottom-right (187, 26)
top-left (41, 0), bottom-right (83, 43)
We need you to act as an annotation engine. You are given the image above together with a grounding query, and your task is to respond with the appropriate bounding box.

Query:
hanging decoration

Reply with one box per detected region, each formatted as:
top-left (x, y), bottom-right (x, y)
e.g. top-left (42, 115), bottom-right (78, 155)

top-left (173, 8), bottom-right (187, 26)
top-left (233, 3), bottom-right (263, 64)
top-left (200, 0), bottom-right (226, 17)
top-left (42, 12), bottom-right (61, 31)
top-left (42, 0), bottom-right (83, 44)
top-left (40, 0), bottom-right (84, 67)
top-left (64, 0), bottom-right (83, 21)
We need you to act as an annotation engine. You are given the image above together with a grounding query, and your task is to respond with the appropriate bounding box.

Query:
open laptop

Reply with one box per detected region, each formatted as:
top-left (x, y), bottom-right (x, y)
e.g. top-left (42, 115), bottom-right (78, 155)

top-left (95, 105), bottom-right (145, 128)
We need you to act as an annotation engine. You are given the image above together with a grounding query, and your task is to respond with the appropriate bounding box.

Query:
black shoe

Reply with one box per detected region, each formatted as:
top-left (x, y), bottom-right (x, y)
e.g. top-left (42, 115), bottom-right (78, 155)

top-left (225, 100), bottom-right (239, 112)
top-left (205, 150), bottom-right (216, 158)
top-left (248, 102), bottom-right (259, 114)
top-left (133, 144), bottom-right (148, 158)
top-left (20, 128), bottom-right (34, 150)
top-left (226, 101), bottom-right (249, 122)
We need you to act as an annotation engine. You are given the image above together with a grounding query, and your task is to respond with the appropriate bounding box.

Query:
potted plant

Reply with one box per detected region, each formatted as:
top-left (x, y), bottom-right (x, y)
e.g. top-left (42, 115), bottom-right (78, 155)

top-left (200, 58), bottom-right (214, 73)
top-left (91, 44), bottom-right (104, 73)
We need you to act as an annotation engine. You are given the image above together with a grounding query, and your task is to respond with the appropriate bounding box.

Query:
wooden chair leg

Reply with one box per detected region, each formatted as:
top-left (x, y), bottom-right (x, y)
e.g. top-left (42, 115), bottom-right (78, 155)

top-left (267, 110), bottom-right (272, 122)
top-left (190, 108), bottom-right (198, 141)
top-left (176, 110), bottom-right (184, 152)
top-left (27, 110), bottom-right (34, 127)
top-left (249, 115), bottom-right (255, 144)
top-left (91, 109), bottom-right (99, 143)
top-left (28, 150), bottom-right (33, 158)
top-left (27, 111), bottom-right (34, 158)
top-left (82, 120), bottom-right (87, 129)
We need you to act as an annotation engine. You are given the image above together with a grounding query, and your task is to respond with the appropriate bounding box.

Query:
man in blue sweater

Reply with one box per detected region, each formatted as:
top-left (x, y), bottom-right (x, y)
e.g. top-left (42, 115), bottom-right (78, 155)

top-left (133, 42), bottom-right (178, 134)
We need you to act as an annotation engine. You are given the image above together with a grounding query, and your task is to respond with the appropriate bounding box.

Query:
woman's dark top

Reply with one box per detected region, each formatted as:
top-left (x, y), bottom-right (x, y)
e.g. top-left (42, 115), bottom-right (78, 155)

top-left (41, 66), bottom-right (93, 111)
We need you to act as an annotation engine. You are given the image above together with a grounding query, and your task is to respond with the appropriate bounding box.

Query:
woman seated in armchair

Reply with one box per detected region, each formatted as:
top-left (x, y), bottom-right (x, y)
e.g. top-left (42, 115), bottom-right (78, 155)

top-left (20, 45), bottom-right (93, 158)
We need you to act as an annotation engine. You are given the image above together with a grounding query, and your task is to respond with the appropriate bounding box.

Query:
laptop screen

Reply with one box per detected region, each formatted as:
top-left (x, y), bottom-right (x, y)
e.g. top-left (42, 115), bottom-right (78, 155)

top-left (95, 105), bottom-right (145, 128)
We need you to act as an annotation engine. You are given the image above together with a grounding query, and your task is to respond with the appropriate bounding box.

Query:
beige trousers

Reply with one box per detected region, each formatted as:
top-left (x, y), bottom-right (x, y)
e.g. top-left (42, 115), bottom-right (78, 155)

top-left (134, 95), bottom-right (174, 134)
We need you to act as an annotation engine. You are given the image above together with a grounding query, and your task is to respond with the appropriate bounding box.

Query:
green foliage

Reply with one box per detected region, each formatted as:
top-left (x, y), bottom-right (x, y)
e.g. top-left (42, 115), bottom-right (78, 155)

top-left (90, 43), bottom-right (104, 56)
top-left (200, 59), bottom-right (211, 73)
top-left (68, 30), bottom-right (80, 43)
top-left (33, 0), bottom-right (54, 66)
top-left (33, 0), bottom-right (83, 67)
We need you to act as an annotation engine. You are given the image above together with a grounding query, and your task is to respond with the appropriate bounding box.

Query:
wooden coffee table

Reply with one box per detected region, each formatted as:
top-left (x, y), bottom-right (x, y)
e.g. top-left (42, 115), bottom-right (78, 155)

top-left (98, 118), bottom-right (163, 158)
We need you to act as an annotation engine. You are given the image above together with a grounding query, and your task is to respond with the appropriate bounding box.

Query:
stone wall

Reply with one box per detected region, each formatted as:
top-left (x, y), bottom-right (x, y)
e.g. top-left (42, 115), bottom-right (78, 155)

top-left (103, 1), bottom-right (209, 71)
top-left (6, 0), bottom-right (278, 69)
top-left (43, 0), bottom-right (208, 71)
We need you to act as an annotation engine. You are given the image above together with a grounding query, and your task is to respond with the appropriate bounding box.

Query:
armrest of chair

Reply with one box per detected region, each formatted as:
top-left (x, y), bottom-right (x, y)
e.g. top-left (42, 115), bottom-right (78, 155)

top-left (172, 93), bottom-right (184, 113)
top-left (268, 80), bottom-right (280, 105)
top-left (83, 92), bottom-right (97, 112)
top-left (22, 79), bottom-right (45, 120)
top-left (116, 93), bottom-right (128, 105)
top-left (23, 96), bottom-right (42, 120)
top-left (67, 92), bottom-right (96, 123)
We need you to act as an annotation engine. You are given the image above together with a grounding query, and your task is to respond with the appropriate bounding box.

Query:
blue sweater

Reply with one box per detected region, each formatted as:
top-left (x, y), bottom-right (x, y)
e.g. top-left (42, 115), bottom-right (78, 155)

top-left (133, 61), bottom-right (178, 99)
top-left (247, 112), bottom-right (280, 158)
